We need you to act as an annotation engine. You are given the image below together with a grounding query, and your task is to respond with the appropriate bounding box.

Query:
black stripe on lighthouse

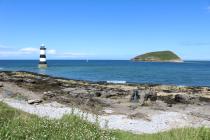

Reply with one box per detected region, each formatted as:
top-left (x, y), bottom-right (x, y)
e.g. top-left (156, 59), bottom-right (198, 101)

top-left (40, 48), bottom-right (46, 50)
top-left (39, 61), bottom-right (47, 64)
top-left (40, 55), bottom-right (46, 58)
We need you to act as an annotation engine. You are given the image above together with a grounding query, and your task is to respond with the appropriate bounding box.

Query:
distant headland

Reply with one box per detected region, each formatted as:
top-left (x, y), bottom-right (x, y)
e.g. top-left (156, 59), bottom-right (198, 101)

top-left (131, 50), bottom-right (183, 62)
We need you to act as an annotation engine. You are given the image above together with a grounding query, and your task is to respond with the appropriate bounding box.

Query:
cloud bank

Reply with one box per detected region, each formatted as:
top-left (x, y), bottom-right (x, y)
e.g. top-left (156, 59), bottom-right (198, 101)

top-left (0, 47), bottom-right (90, 59)
top-left (19, 48), bottom-right (39, 54)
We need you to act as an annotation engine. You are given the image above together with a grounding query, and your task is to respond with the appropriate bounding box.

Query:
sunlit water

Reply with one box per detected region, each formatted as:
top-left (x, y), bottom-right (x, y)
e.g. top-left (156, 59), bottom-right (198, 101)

top-left (0, 60), bottom-right (210, 86)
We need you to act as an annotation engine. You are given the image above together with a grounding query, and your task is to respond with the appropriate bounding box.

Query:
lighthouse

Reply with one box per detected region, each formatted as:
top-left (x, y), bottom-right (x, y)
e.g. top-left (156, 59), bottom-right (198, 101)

top-left (38, 44), bottom-right (47, 68)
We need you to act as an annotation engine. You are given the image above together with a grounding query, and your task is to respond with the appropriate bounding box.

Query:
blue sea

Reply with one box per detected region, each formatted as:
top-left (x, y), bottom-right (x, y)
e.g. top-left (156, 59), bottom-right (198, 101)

top-left (0, 60), bottom-right (210, 87)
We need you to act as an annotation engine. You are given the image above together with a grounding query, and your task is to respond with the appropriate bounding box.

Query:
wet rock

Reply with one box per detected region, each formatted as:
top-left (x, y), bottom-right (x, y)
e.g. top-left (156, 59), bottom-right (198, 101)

top-left (129, 112), bottom-right (151, 121)
top-left (167, 104), bottom-right (173, 107)
top-left (103, 91), bottom-right (119, 98)
top-left (162, 89), bottom-right (172, 93)
top-left (8, 77), bottom-right (23, 83)
top-left (68, 92), bottom-right (79, 98)
top-left (23, 78), bottom-right (36, 84)
top-left (139, 90), bottom-right (157, 105)
top-left (144, 90), bottom-right (157, 101)
top-left (58, 96), bottom-right (72, 103)
top-left (174, 94), bottom-right (199, 104)
top-left (42, 78), bottom-right (60, 86)
top-left (28, 99), bottom-right (42, 104)
top-left (130, 90), bottom-right (140, 102)
top-left (81, 93), bottom-right (94, 99)
top-left (43, 91), bottom-right (56, 98)
top-left (129, 104), bottom-right (138, 110)
top-left (71, 89), bottom-right (89, 94)
top-left (61, 83), bottom-right (70, 87)
top-left (94, 91), bottom-right (102, 97)
top-left (158, 95), bottom-right (176, 104)
top-left (199, 96), bottom-right (210, 102)
top-left (0, 73), bottom-right (10, 81)
top-left (129, 89), bottom-right (157, 105)
top-left (62, 88), bottom-right (75, 93)
top-left (85, 97), bottom-right (111, 107)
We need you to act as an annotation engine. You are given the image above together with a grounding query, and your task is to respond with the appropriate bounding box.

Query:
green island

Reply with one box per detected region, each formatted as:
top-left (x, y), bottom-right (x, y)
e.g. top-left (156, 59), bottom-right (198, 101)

top-left (132, 51), bottom-right (183, 62)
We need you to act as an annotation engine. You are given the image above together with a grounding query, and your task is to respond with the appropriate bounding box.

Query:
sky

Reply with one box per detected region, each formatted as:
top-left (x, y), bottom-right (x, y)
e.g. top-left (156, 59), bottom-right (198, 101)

top-left (0, 0), bottom-right (210, 60)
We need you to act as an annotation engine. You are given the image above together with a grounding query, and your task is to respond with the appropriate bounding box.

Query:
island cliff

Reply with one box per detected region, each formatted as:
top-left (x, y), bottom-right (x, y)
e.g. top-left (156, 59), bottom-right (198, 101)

top-left (132, 51), bottom-right (183, 62)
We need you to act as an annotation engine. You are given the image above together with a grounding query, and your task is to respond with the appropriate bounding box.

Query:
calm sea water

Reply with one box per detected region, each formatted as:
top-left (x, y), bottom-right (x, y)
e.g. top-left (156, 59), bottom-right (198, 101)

top-left (0, 60), bottom-right (210, 87)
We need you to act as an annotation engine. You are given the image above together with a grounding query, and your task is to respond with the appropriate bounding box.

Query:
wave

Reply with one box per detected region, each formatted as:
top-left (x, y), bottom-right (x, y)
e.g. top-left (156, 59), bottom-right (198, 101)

top-left (107, 80), bottom-right (126, 84)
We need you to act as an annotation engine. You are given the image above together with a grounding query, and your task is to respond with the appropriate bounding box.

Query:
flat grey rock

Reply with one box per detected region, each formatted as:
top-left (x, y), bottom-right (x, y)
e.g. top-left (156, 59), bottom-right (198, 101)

top-left (28, 99), bottom-right (43, 104)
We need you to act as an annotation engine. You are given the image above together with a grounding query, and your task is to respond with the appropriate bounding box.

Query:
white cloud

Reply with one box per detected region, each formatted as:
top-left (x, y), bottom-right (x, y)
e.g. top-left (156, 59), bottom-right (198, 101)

top-left (57, 52), bottom-right (88, 58)
top-left (47, 49), bottom-right (57, 55)
top-left (0, 51), bottom-right (21, 56)
top-left (0, 47), bottom-right (39, 57)
top-left (19, 47), bottom-right (39, 54)
top-left (0, 46), bottom-right (91, 59)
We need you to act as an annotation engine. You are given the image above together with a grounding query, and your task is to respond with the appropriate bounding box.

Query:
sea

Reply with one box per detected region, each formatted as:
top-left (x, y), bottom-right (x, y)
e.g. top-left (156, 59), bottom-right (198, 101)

top-left (0, 60), bottom-right (210, 87)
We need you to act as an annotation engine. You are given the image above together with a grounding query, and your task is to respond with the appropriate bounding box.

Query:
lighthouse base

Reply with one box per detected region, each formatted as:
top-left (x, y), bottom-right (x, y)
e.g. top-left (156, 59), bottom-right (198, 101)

top-left (38, 64), bottom-right (48, 69)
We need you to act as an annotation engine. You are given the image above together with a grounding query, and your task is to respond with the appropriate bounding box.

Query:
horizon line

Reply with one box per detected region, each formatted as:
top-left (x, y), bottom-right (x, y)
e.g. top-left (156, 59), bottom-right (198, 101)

top-left (0, 59), bottom-right (210, 61)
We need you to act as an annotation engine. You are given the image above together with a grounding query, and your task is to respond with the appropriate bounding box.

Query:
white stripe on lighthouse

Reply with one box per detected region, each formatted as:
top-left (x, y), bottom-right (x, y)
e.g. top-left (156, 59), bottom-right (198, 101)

top-left (40, 50), bottom-right (46, 55)
top-left (40, 58), bottom-right (46, 62)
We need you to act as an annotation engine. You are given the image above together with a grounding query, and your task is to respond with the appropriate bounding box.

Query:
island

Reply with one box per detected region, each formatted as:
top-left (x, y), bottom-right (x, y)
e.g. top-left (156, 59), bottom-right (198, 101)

top-left (131, 50), bottom-right (183, 62)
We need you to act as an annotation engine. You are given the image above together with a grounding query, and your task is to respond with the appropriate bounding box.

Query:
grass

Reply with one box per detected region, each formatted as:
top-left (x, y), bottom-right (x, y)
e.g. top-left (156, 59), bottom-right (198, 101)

top-left (112, 128), bottom-right (210, 140)
top-left (0, 102), bottom-right (112, 140)
top-left (1, 101), bottom-right (210, 140)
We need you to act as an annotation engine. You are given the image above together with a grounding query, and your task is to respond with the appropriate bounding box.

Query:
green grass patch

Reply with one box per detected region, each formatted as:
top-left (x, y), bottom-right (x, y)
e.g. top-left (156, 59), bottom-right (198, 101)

top-left (111, 128), bottom-right (210, 140)
top-left (1, 102), bottom-right (210, 140)
top-left (0, 102), bottom-right (112, 140)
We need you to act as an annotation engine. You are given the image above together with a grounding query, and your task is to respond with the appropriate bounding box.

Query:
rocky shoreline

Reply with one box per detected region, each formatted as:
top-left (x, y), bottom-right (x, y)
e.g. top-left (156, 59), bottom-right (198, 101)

top-left (1, 71), bottom-right (210, 133)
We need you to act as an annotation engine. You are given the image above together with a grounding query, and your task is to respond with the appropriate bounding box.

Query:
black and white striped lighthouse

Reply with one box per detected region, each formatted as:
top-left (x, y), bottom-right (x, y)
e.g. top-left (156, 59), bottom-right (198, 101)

top-left (38, 44), bottom-right (47, 68)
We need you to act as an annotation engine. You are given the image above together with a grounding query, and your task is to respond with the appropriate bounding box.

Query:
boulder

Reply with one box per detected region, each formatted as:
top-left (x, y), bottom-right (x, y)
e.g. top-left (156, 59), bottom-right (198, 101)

top-left (0, 73), bottom-right (10, 81)
top-left (0, 83), bottom-right (3, 87)
top-left (23, 78), bottom-right (36, 84)
top-left (129, 112), bottom-right (151, 121)
top-left (144, 90), bottom-right (157, 101)
top-left (139, 90), bottom-right (157, 105)
top-left (174, 94), bottom-right (199, 104)
top-left (28, 99), bottom-right (43, 104)
top-left (130, 90), bottom-right (140, 102)
top-left (62, 88), bottom-right (75, 93)
top-left (43, 91), bottom-right (56, 98)
top-left (85, 97), bottom-right (111, 107)
top-left (94, 91), bottom-right (102, 97)
top-left (130, 89), bottom-right (157, 105)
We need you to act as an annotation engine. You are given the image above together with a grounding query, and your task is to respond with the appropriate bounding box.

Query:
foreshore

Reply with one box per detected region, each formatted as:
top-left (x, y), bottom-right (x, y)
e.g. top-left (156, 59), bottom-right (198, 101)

top-left (1, 71), bottom-right (210, 134)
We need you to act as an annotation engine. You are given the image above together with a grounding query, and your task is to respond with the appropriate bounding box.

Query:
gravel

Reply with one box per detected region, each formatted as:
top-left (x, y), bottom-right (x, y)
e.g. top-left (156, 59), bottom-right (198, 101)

top-left (2, 98), bottom-right (210, 134)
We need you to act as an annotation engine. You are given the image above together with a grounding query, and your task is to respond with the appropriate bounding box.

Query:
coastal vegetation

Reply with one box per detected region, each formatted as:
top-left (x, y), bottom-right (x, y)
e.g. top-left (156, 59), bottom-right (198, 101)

top-left (1, 102), bottom-right (210, 140)
top-left (132, 51), bottom-right (182, 62)
top-left (1, 71), bottom-right (210, 140)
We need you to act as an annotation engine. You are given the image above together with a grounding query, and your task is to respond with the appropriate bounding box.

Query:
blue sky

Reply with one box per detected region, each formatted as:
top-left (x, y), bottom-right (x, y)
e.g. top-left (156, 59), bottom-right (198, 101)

top-left (0, 0), bottom-right (210, 60)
